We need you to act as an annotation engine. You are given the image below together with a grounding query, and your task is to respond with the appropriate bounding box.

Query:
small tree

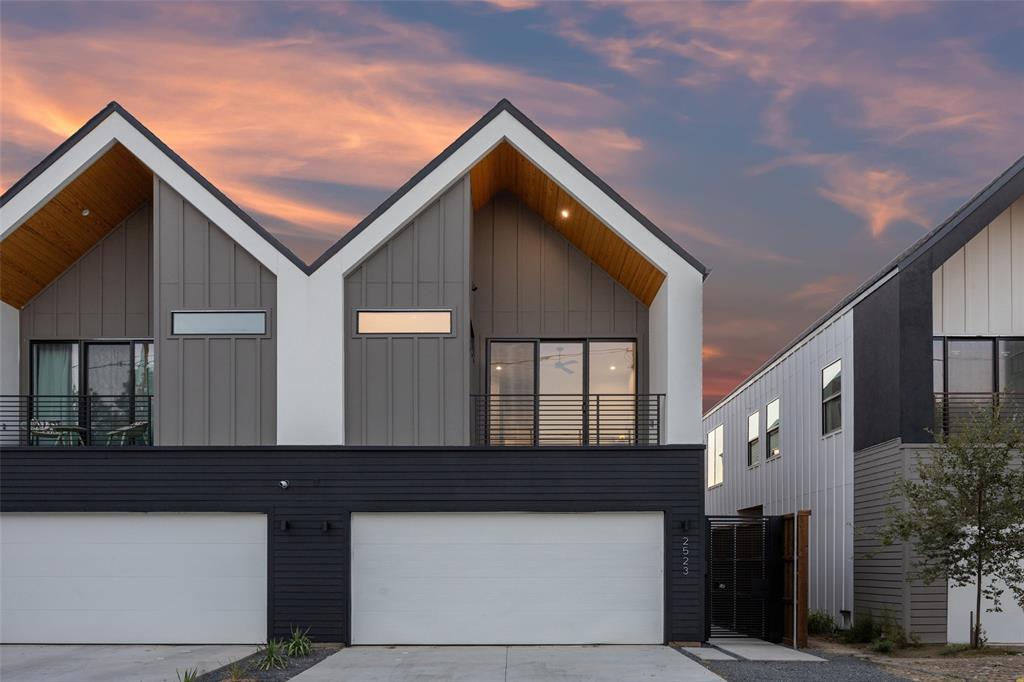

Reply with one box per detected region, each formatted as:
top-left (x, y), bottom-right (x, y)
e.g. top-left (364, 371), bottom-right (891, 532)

top-left (879, 405), bottom-right (1024, 648)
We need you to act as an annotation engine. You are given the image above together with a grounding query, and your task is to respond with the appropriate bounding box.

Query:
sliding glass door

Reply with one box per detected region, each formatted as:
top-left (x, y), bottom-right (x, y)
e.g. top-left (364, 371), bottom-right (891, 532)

top-left (486, 339), bottom-right (637, 445)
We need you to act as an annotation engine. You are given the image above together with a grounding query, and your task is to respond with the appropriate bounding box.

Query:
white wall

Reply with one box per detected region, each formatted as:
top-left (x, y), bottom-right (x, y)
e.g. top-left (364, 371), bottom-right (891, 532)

top-left (947, 566), bottom-right (1024, 644)
top-left (933, 196), bottom-right (1024, 336)
top-left (703, 309), bottom-right (855, 621)
top-left (0, 302), bottom-right (18, 395)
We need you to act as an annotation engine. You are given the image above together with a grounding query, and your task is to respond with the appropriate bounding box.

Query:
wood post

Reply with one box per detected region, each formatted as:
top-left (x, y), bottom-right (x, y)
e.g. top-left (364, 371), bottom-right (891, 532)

top-left (782, 509), bottom-right (811, 648)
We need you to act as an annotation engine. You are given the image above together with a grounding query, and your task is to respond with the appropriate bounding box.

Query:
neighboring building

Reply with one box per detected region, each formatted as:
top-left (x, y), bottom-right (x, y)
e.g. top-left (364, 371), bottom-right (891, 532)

top-left (703, 155), bottom-right (1024, 644)
top-left (0, 100), bottom-right (707, 645)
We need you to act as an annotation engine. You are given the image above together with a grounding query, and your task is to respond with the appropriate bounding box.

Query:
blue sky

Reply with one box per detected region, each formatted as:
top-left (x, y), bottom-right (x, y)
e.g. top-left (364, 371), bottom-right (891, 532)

top-left (2, 1), bottom-right (1022, 407)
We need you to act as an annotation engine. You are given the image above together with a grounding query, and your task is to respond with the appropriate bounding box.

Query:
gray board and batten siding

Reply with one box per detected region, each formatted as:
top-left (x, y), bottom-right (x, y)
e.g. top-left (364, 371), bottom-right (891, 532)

top-left (18, 204), bottom-right (152, 392)
top-left (154, 178), bottom-right (277, 446)
top-left (344, 177), bottom-right (472, 446)
top-left (471, 190), bottom-right (650, 393)
top-left (0, 444), bottom-right (708, 645)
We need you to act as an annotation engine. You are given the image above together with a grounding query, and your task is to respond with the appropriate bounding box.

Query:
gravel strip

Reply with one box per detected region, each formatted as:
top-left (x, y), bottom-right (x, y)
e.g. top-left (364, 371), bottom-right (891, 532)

top-left (680, 647), bottom-right (911, 682)
top-left (196, 645), bottom-right (342, 682)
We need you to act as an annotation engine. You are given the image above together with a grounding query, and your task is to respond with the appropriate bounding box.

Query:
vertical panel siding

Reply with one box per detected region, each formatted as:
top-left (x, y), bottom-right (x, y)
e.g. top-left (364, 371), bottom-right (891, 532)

top-left (154, 179), bottom-right (276, 446)
top-left (344, 178), bottom-right (471, 446)
top-left (853, 439), bottom-right (947, 643)
top-left (19, 205), bottom-right (152, 391)
top-left (703, 310), bottom-right (854, 622)
top-left (0, 445), bottom-right (706, 644)
top-left (471, 191), bottom-right (649, 390)
top-left (933, 197), bottom-right (1024, 335)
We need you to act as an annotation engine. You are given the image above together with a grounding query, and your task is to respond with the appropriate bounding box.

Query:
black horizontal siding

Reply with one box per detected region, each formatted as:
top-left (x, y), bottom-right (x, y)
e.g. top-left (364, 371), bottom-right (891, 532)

top-left (0, 445), bottom-right (705, 644)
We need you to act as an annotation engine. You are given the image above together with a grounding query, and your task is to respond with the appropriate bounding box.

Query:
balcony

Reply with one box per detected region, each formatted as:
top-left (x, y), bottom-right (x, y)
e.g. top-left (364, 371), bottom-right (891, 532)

top-left (471, 393), bottom-right (663, 446)
top-left (934, 392), bottom-right (1024, 436)
top-left (0, 395), bottom-right (153, 447)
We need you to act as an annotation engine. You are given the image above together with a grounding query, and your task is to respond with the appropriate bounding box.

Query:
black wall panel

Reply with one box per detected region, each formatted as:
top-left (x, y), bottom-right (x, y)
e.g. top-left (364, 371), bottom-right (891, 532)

top-left (0, 445), bottom-right (706, 643)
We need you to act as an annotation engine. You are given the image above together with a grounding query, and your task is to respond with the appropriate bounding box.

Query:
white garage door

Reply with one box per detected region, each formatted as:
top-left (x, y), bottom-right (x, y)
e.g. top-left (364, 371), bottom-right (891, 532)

top-left (0, 513), bottom-right (267, 644)
top-left (351, 512), bottom-right (664, 644)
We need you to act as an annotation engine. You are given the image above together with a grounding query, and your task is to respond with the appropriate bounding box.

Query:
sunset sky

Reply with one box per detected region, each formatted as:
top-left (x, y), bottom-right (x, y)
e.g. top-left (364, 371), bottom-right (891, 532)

top-left (2, 1), bottom-right (1022, 410)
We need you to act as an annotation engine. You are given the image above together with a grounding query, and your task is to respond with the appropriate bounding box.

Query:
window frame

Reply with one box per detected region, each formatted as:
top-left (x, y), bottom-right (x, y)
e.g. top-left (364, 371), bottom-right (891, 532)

top-left (765, 397), bottom-right (781, 460)
top-left (821, 359), bottom-right (842, 436)
top-left (747, 410), bottom-right (760, 468)
top-left (171, 309), bottom-right (269, 336)
top-left (485, 338), bottom-right (639, 396)
top-left (932, 336), bottom-right (1024, 394)
top-left (706, 423), bottom-right (724, 489)
top-left (354, 308), bottom-right (454, 337)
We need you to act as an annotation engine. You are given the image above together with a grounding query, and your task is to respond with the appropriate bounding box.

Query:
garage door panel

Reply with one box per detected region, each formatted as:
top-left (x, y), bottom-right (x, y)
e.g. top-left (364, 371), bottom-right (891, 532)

top-left (356, 576), bottom-right (664, 612)
top-left (3, 608), bottom-right (264, 645)
top-left (351, 512), bottom-right (664, 645)
top-left (354, 542), bottom-right (662, 579)
top-left (2, 542), bottom-right (267, 578)
top-left (0, 513), bottom-right (267, 644)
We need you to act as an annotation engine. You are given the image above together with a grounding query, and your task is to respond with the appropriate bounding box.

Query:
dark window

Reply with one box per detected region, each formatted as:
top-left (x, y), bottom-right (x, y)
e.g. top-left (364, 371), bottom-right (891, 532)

top-left (822, 360), bottom-right (842, 435)
top-left (933, 339), bottom-right (945, 393)
top-left (998, 340), bottom-right (1024, 393)
top-left (766, 398), bottom-right (780, 459)
top-left (946, 339), bottom-right (994, 393)
top-left (747, 411), bottom-right (759, 467)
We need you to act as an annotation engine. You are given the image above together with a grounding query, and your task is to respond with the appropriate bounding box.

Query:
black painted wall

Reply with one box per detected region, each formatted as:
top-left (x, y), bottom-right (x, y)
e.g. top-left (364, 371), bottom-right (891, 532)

top-left (0, 445), bottom-right (706, 644)
top-left (853, 276), bottom-right (901, 451)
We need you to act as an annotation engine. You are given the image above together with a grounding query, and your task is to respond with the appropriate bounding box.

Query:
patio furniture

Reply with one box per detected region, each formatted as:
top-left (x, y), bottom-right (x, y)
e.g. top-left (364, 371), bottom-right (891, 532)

top-left (105, 421), bottom-right (150, 445)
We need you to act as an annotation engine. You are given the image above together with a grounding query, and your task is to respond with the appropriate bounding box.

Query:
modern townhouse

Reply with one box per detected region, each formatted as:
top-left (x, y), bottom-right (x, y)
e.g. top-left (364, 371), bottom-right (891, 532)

top-left (0, 100), bottom-right (709, 646)
top-left (703, 155), bottom-right (1024, 645)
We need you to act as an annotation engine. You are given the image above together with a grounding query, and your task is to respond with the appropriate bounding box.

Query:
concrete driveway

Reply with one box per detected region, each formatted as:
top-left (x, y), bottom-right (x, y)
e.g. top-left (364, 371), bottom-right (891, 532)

top-left (291, 646), bottom-right (725, 682)
top-left (0, 644), bottom-right (256, 682)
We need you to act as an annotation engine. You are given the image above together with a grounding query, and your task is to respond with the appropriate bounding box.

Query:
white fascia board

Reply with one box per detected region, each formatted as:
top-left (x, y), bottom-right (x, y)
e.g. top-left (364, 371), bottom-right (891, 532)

top-left (325, 110), bottom-right (698, 279)
top-left (0, 113), bottom-right (302, 279)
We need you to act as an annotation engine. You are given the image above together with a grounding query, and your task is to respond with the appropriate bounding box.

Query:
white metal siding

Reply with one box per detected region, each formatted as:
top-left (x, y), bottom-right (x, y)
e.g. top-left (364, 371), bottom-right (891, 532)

top-left (350, 512), bottom-right (664, 645)
top-left (0, 513), bottom-right (267, 644)
top-left (703, 311), bottom-right (854, 620)
top-left (934, 196), bottom-right (1024, 336)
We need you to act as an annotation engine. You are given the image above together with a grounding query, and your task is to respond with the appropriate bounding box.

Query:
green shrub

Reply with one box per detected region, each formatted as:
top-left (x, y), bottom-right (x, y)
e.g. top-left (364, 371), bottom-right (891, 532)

top-left (808, 610), bottom-right (837, 635)
top-left (868, 636), bottom-right (894, 654)
top-left (286, 626), bottom-right (313, 657)
top-left (255, 639), bottom-right (288, 671)
top-left (842, 613), bottom-right (878, 643)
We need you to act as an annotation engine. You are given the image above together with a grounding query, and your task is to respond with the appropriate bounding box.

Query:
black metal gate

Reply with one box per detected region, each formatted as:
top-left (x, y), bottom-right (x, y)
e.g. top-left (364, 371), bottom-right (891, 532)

top-left (705, 515), bottom-right (784, 642)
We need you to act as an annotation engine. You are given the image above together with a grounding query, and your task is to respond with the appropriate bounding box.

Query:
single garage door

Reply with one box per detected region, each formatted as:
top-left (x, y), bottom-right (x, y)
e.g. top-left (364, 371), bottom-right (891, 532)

top-left (0, 513), bottom-right (267, 644)
top-left (351, 512), bottom-right (664, 644)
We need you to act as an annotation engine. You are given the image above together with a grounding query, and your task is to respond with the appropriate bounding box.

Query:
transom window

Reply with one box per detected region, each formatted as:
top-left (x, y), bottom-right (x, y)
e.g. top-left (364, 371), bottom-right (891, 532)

top-left (355, 309), bottom-right (452, 335)
top-left (822, 360), bottom-right (842, 435)
top-left (172, 310), bottom-right (267, 335)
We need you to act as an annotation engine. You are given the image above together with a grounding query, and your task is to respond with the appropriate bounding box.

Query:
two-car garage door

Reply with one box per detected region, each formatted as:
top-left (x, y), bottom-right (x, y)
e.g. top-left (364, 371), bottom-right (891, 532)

top-left (0, 513), bottom-right (267, 644)
top-left (1, 511), bottom-right (663, 645)
top-left (351, 512), bottom-right (664, 644)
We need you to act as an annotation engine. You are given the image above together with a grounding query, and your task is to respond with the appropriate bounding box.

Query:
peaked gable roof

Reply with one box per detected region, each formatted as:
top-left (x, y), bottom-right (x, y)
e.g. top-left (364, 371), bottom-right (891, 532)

top-left (705, 152), bottom-right (1024, 417)
top-left (1, 99), bottom-right (708, 285)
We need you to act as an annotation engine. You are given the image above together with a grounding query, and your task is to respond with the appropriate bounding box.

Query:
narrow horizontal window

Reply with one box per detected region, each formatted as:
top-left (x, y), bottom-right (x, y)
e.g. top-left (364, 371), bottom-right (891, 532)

top-left (172, 311), bottom-right (266, 335)
top-left (356, 310), bottom-right (452, 335)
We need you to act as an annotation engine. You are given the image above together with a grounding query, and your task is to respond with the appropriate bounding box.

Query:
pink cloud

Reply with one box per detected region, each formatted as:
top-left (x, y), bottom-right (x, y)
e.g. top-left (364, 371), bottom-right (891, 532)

top-left (555, 2), bottom-right (1024, 238)
top-left (0, 4), bottom-right (640, 254)
top-left (786, 274), bottom-right (858, 305)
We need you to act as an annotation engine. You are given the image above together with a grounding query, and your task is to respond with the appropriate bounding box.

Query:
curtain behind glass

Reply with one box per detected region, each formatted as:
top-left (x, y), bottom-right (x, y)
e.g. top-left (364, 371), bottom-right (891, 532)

top-left (32, 344), bottom-right (78, 427)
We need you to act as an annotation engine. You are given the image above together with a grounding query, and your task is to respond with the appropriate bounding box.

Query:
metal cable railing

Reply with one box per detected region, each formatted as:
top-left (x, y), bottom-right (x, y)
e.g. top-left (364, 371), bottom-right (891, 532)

top-left (0, 395), bottom-right (153, 447)
top-left (470, 393), bottom-right (663, 446)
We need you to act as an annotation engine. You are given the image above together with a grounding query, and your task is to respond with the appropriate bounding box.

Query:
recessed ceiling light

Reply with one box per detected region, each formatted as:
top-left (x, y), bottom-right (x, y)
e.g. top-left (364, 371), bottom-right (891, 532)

top-left (610, 365), bottom-right (616, 370)
top-left (81, 208), bottom-right (90, 217)
top-left (495, 365), bottom-right (503, 371)
top-left (560, 209), bottom-right (569, 218)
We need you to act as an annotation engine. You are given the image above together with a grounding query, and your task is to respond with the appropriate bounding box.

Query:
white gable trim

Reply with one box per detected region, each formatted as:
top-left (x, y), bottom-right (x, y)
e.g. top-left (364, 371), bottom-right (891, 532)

top-left (0, 112), bottom-right (302, 278)
top-left (326, 110), bottom-right (692, 278)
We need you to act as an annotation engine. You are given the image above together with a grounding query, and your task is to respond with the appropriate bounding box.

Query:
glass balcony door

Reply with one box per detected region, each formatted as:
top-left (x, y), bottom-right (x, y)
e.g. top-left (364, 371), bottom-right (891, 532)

top-left (486, 339), bottom-right (637, 446)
